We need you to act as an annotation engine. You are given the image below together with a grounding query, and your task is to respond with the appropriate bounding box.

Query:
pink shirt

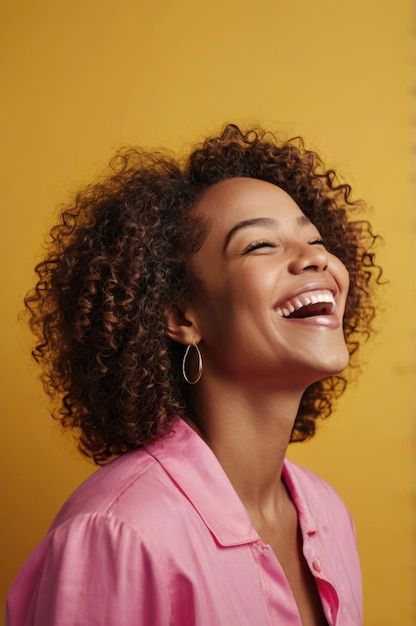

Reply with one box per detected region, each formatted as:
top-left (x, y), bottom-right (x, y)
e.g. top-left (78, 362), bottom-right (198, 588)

top-left (7, 417), bottom-right (362, 625)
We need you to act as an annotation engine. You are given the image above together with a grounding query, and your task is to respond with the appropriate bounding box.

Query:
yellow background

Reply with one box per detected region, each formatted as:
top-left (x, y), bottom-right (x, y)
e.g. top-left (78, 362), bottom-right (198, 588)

top-left (1, 1), bottom-right (414, 624)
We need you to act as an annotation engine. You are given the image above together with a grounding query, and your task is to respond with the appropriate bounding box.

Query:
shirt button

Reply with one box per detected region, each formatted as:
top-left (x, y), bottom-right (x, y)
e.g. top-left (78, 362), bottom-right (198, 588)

top-left (312, 558), bottom-right (322, 573)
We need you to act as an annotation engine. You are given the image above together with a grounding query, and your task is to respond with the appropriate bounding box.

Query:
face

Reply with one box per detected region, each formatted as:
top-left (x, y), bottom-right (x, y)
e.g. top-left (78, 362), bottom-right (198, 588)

top-left (182, 177), bottom-right (350, 390)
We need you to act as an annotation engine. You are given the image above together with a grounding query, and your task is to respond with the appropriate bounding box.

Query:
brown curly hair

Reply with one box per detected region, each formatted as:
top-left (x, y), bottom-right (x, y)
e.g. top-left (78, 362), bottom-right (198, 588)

top-left (25, 124), bottom-right (380, 464)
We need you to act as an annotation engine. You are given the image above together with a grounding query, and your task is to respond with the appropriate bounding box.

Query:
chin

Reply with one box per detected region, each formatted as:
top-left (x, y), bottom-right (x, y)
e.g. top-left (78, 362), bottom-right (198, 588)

top-left (299, 343), bottom-right (349, 382)
top-left (315, 353), bottom-right (349, 378)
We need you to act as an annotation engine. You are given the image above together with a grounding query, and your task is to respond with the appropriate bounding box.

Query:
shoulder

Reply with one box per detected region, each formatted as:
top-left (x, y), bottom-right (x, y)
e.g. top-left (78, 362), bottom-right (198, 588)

top-left (7, 508), bottom-right (172, 626)
top-left (283, 459), bottom-right (355, 528)
top-left (50, 446), bottom-right (182, 533)
top-left (284, 458), bottom-right (347, 501)
top-left (8, 448), bottom-right (184, 621)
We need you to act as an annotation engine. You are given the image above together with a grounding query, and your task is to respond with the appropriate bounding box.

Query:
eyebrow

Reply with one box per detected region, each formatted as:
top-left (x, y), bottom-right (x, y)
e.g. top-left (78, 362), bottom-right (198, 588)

top-left (223, 214), bottom-right (312, 251)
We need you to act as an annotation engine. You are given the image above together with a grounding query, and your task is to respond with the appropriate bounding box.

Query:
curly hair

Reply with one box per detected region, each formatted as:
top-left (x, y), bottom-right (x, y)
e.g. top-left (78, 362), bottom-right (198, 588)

top-left (25, 124), bottom-right (380, 463)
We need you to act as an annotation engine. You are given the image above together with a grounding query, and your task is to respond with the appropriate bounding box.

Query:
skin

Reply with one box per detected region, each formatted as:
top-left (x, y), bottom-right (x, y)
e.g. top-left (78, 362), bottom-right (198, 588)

top-left (166, 177), bottom-right (350, 625)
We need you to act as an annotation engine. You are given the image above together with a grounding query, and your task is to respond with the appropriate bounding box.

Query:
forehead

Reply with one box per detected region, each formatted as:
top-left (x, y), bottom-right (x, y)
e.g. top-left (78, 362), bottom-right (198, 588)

top-left (195, 177), bottom-right (305, 226)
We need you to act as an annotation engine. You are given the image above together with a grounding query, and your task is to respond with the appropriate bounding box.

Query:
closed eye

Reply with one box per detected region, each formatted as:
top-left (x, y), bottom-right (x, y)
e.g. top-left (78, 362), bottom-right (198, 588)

top-left (308, 238), bottom-right (325, 246)
top-left (243, 240), bottom-right (277, 254)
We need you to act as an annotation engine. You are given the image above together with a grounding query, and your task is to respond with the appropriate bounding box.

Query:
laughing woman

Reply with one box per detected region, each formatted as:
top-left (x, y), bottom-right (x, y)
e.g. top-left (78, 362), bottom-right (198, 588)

top-left (7, 125), bottom-right (379, 626)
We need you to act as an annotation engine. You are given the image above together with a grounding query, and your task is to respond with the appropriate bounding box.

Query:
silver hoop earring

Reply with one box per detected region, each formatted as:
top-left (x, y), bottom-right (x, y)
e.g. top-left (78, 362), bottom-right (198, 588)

top-left (182, 343), bottom-right (203, 385)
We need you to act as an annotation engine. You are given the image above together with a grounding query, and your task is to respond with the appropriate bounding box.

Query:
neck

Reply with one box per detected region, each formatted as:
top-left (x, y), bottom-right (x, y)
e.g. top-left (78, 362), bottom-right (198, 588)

top-left (186, 376), bottom-right (304, 518)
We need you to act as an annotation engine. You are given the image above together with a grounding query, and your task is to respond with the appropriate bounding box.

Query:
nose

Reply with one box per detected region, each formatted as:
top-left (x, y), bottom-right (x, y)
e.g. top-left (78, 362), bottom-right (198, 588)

top-left (288, 242), bottom-right (329, 274)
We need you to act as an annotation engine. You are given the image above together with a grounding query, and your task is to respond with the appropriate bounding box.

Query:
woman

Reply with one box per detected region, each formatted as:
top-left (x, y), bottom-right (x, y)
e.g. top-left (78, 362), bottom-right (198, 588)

top-left (7, 125), bottom-right (379, 625)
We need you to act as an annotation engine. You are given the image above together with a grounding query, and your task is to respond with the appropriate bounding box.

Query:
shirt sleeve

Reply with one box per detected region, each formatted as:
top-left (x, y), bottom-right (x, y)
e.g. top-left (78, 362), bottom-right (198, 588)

top-left (7, 512), bottom-right (171, 626)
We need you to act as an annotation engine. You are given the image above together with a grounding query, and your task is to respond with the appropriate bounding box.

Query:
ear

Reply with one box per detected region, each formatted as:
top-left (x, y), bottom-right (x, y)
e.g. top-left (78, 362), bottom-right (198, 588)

top-left (164, 303), bottom-right (201, 346)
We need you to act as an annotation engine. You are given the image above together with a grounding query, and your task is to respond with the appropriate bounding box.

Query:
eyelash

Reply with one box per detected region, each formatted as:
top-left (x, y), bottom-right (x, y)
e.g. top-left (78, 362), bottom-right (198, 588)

top-left (243, 240), bottom-right (276, 254)
top-left (243, 238), bottom-right (325, 254)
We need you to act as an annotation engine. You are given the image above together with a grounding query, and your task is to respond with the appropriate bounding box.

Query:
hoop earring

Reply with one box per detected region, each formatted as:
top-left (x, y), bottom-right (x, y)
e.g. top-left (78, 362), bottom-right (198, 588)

top-left (182, 343), bottom-right (203, 385)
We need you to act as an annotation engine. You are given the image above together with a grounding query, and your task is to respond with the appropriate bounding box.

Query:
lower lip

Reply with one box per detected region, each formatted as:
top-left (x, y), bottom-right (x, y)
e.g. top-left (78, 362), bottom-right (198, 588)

top-left (276, 314), bottom-right (341, 329)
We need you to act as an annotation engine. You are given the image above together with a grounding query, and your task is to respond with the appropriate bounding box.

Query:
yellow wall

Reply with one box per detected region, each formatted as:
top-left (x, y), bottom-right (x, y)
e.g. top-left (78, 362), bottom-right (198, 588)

top-left (1, 1), bottom-right (414, 624)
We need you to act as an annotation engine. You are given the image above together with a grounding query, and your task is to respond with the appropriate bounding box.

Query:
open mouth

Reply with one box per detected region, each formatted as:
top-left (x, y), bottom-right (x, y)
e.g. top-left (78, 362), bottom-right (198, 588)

top-left (274, 289), bottom-right (336, 319)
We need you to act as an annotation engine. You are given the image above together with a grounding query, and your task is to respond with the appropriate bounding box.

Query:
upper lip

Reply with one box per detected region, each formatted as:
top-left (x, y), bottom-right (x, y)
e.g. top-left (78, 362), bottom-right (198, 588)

top-left (272, 281), bottom-right (339, 311)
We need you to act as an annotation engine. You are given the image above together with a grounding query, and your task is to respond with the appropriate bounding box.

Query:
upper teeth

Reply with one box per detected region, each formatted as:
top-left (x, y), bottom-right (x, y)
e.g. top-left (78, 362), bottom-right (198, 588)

top-left (275, 290), bottom-right (336, 318)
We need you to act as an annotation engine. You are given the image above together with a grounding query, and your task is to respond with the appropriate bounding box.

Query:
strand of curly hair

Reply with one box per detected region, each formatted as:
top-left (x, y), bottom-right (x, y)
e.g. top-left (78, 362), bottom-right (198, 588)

top-left (24, 124), bottom-right (381, 464)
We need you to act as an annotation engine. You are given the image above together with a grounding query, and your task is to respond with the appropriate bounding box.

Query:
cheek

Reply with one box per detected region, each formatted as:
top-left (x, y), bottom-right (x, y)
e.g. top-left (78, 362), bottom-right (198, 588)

top-left (193, 280), bottom-right (261, 343)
